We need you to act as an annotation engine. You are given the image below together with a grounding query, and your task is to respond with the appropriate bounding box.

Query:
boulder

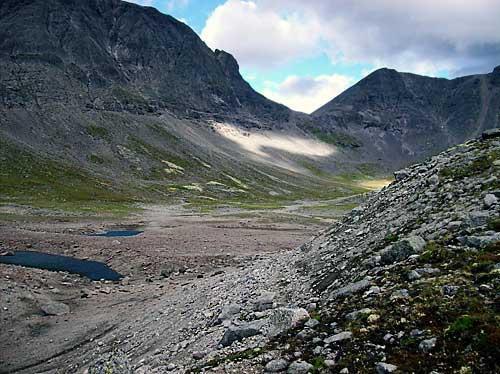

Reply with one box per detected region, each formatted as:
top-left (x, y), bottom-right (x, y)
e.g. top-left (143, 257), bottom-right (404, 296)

top-left (481, 128), bottom-right (500, 139)
top-left (376, 362), bottom-right (398, 373)
top-left (219, 321), bottom-right (263, 347)
top-left (264, 307), bottom-right (310, 337)
top-left (380, 236), bottom-right (426, 265)
top-left (419, 337), bottom-right (437, 353)
top-left (484, 194), bottom-right (498, 208)
top-left (40, 301), bottom-right (70, 316)
top-left (265, 358), bottom-right (289, 372)
top-left (216, 304), bottom-right (241, 324)
top-left (394, 169), bottom-right (411, 182)
top-left (287, 360), bottom-right (313, 374)
top-left (253, 291), bottom-right (276, 311)
top-left (324, 331), bottom-right (352, 344)
top-left (331, 279), bottom-right (371, 298)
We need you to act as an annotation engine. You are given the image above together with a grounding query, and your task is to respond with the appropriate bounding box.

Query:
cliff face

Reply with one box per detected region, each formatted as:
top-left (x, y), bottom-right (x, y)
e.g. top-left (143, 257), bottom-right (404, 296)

top-left (311, 67), bottom-right (500, 168)
top-left (0, 0), bottom-right (290, 125)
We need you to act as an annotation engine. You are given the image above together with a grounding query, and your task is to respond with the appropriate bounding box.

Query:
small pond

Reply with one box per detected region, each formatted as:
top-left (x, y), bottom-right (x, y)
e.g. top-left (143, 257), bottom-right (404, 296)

top-left (88, 230), bottom-right (143, 238)
top-left (0, 251), bottom-right (122, 281)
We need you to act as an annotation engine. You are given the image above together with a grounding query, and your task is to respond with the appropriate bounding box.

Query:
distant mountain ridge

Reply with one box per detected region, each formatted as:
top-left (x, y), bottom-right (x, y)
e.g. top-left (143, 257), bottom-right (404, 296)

top-left (311, 66), bottom-right (500, 167)
top-left (0, 0), bottom-right (499, 204)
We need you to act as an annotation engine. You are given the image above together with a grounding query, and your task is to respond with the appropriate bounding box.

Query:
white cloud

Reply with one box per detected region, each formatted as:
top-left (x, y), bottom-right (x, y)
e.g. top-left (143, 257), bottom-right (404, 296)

top-left (202, 0), bottom-right (500, 76)
top-left (201, 0), bottom-right (321, 68)
top-left (263, 74), bottom-right (353, 113)
top-left (166, 0), bottom-right (190, 11)
top-left (126, 0), bottom-right (155, 6)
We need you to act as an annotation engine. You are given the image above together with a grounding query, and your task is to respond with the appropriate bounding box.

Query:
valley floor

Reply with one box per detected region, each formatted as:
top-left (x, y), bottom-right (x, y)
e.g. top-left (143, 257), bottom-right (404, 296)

top-left (0, 200), bottom-right (343, 373)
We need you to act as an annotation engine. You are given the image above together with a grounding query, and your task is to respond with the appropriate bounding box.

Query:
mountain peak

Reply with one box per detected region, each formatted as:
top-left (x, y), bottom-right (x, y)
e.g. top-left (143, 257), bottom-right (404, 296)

top-left (0, 0), bottom-right (289, 126)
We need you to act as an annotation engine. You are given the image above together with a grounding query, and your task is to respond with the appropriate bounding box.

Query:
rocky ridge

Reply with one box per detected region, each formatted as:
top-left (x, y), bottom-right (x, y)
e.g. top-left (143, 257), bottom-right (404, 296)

top-left (83, 133), bottom-right (499, 373)
top-left (311, 66), bottom-right (500, 168)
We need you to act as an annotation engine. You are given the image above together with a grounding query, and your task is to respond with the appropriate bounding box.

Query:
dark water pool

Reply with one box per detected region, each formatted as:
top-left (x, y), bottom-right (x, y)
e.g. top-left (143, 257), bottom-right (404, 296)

top-left (0, 251), bottom-right (122, 281)
top-left (88, 230), bottom-right (143, 237)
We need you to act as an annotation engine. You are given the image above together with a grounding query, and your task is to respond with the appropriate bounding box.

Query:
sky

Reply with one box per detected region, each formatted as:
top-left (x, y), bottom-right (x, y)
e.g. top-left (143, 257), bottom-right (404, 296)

top-left (129, 0), bottom-right (500, 114)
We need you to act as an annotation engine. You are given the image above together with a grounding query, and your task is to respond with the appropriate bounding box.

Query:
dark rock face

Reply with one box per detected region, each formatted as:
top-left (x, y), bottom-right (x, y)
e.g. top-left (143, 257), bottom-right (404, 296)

top-left (312, 67), bottom-right (500, 168)
top-left (0, 0), bottom-right (289, 126)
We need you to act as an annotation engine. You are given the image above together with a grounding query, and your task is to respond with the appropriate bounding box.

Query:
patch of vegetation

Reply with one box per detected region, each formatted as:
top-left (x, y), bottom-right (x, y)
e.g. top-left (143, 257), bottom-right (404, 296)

top-left (311, 129), bottom-right (362, 148)
top-left (111, 86), bottom-right (147, 106)
top-left (356, 163), bottom-right (382, 176)
top-left (87, 125), bottom-right (111, 141)
top-left (419, 241), bottom-right (448, 263)
top-left (439, 150), bottom-right (500, 179)
top-left (384, 232), bottom-right (399, 244)
top-left (148, 123), bottom-right (180, 143)
top-left (311, 356), bottom-right (326, 372)
top-left (88, 154), bottom-right (106, 164)
top-left (0, 139), bottom-right (138, 216)
top-left (487, 216), bottom-right (500, 232)
top-left (191, 348), bottom-right (263, 372)
top-left (445, 315), bottom-right (475, 335)
top-left (127, 136), bottom-right (194, 170)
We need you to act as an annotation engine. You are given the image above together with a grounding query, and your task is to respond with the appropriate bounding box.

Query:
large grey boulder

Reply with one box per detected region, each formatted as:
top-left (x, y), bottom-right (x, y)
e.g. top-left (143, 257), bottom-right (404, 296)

top-left (376, 362), bottom-right (398, 373)
top-left (265, 358), bottom-right (289, 372)
top-left (394, 169), bottom-right (411, 181)
top-left (253, 291), bottom-right (276, 311)
top-left (419, 337), bottom-right (437, 353)
top-left (216, 304), bottom-right (241, 324)
top-left (380, 236), bottom-right (426, 265)
top-left (219, 321), bottom-right (263, 347)
top-left (287, 360), bottom-right (313, 374)
top-left (40, 301), bottom-right (70, 316)
top-left (331, 279), bottom-right (371, 298)
top-left (324, 331), bottom-right (353, 344)
top-left (264, 307), bottom-right (310, 337)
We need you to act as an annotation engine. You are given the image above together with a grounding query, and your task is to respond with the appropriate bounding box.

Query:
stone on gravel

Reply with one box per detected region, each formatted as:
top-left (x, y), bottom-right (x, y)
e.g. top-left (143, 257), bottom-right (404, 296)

top-left (287, 360), bottom-right (313, 374)
top-left (219, 321), bottom-right (263, 347)
top-left (253, 291), bottom-right (276, 311)
top-left (380, 236), bottom-right (426, 265)
top-left (394, 169), bottom-right (410, 181)
top-left (304, 318), bottom-right (320, 328)
top-left (345, 308), bottom-right (373, 320)
top-left (217, 304), bottom-right (241, 324)
top-left (484, 194), bottom-right (498, 207)
top-left (264, 307), bottom-right (309, 337)
top-left (331, 279), bottom-right (371, 298)
top-left (265, 358), bottom-right (289, 372)
top-left (376, 362), bottom-right (398, 373)
top-left (40, 301), bottom-right (70, 316)
top-left (408, 270), bottom-right (421, 281)
top-left (419, 337), bottom-right (437, 353)
top-left (324, 331), bottom-right (352, 344)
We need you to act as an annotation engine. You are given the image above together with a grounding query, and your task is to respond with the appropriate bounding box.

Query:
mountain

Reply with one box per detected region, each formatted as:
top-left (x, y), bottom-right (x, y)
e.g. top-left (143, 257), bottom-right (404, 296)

top-left (1, 0), bottom-right (499, 211)
top-left (0, 0), bottom-right (372, 212)
top-left (311, 66), bottom-right (500, 168)
top-left (0, 0), bottom-right (290, 126)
